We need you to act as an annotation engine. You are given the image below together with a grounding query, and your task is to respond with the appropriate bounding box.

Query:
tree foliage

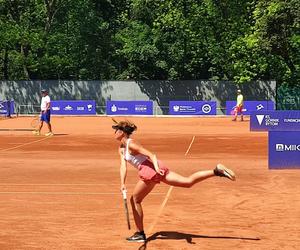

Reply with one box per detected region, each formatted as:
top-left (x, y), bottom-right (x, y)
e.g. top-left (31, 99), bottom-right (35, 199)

top-left (0, 0), bottom-right (299, 85)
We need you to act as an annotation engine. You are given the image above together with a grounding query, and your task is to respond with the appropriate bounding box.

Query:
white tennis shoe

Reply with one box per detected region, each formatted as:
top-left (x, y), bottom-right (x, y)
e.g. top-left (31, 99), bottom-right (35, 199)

top-left (214, 164), bottom-right (236, 181)
top-left (32, 130), bottom-right (40, 136)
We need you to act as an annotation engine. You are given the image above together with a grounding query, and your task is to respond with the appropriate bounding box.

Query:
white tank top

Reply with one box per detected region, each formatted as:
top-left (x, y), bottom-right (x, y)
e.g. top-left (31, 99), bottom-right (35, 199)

top-left (124, 139), bottom-right (147, 169)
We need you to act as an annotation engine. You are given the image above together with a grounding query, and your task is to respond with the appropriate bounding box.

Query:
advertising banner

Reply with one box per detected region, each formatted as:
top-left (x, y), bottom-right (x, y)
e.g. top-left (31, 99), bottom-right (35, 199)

top-left (169, 101), bottom-right (216, 115)
top-left (51, 100), bottom-right (96, 115)
top-left (106, 101), bottom-right (153, 115)
top-left (0, 100), bottom-right (15, 115)
top-left (226, 101), bottom-right (275, 115)
top-left (250, 111), bottom-right (300, 131)
top-left (269, 131), bottom-right (300, 169)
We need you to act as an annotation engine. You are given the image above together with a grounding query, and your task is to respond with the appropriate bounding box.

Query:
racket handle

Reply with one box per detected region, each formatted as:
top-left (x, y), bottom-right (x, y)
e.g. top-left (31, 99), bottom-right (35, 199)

top-left (122, 189), bottom-right (127, 200)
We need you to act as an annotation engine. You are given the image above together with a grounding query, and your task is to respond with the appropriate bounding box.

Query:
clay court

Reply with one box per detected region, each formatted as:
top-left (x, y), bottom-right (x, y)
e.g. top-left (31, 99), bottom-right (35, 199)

top-left (0, 116), bottom-right (299, 250)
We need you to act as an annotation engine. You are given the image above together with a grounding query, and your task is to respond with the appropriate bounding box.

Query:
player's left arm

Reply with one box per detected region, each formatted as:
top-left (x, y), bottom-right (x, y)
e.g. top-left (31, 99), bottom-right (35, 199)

top-left (129, 140), bottom-right (164, 175)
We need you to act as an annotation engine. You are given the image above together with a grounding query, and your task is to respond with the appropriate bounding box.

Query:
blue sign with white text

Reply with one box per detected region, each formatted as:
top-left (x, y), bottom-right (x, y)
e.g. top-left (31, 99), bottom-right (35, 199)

top-left (106, 101), bottom-right (153, 115)
top-left (51, 100), bottom-right (96, 115)
top-left (0, 100), bottom-right (15, 116)
top-left (269, 131), bottom-right (300, 169)
top-left (169, 101), bottom-right (216, 115)
top-left (250, 111), bottom-right (300, 131)
top-left (226, 101), bottom-right (275, 115)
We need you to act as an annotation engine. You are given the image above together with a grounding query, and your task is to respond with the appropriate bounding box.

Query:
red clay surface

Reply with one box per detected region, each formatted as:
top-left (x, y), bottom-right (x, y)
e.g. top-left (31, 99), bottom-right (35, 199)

top-left (0, 116), bottom-right (299, 250)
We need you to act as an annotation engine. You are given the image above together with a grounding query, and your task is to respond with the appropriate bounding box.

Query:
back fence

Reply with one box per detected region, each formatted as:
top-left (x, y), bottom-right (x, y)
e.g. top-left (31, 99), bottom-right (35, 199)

top-left (2, 80), bottom-right (294, 115)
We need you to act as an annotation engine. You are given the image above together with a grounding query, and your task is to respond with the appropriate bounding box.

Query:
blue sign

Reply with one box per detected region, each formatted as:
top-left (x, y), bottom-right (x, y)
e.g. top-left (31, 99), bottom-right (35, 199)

top-left (51, 100), bottom-right (96, 115)
top-left (0, 100), bottom-right (15, 116)
top-left (226, 101), bottom-right (275, 115)
top-left (250, 111), bottom-right (300, 131)
top-left (169, 101), bottom-right (216, 115)
top-left (106, 101), bottom-right (153, 115)
top-left (269, 131), bottom-right (300, 169)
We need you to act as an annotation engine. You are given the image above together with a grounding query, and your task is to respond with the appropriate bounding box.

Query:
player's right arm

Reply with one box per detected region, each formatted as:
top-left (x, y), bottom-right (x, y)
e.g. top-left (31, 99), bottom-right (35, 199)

top-left (119, 147), bottom-right (127, 192)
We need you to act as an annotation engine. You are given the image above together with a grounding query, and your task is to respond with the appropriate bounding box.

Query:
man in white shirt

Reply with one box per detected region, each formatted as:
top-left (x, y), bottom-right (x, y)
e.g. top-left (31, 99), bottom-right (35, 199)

top-left (33, 89), bottom-right (53, 136)
top-left (232, 89), bottom-right (244, 121)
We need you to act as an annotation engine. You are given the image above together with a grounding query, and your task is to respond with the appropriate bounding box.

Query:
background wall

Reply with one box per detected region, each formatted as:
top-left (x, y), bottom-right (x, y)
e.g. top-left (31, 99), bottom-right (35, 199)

top-left (0, 80), bottom-right (277, 114)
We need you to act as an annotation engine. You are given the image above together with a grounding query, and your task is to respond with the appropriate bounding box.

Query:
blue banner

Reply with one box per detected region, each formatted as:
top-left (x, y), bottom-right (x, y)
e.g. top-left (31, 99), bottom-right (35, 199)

top-left (250, 111), bottom-right (300, 131)
top-left (226, 101), bottom-right (274, 115)
top-left (51, 100), bottom-right (96, 115)
top-left (269, 131), bottom-right (300, 169)
top-left (169, 101), bottom-right (216, 115)
top-left (106, 101), bottom-right (153, 115)
top-left (0, 100), bottom-right (15, 116)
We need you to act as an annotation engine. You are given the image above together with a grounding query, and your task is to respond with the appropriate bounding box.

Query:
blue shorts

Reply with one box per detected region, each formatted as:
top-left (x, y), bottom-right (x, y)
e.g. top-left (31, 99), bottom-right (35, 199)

top-left (41, 110), bottom-right (51, 123)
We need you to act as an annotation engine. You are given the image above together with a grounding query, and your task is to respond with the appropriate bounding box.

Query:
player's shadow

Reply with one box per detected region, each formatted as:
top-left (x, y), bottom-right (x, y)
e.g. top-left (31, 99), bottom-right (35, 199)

top-left (138, 231), bottom-right (260, 249)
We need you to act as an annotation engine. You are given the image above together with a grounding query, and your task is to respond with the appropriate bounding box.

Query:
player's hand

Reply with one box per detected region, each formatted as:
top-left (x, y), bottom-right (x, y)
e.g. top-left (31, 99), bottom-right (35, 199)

top-left (120, 184), bottom-right (126, 192)
top-left (156, 168), bottom-right (165, 176)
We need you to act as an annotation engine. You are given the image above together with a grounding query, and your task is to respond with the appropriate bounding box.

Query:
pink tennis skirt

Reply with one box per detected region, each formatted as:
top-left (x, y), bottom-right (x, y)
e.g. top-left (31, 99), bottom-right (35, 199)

top-left (138, 159), bottom-right (169, 183)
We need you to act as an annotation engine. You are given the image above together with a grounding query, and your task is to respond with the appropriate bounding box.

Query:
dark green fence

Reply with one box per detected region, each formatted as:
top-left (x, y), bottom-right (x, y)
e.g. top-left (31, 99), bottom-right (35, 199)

top-left (277, 84), bottom-right (300, 110)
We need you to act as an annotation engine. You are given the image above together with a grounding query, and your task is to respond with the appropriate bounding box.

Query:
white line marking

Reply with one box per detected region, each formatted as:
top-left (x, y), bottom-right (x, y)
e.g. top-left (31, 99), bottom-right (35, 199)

top-left (147, 135), bottom-right (195, 234)
top-left (0, 184), bottom-right (138, 186)
top-left (185, 136), bottom-right (195, 156)
top-left (0, 137), bottom-right (51, 152)
top-left (147, 186), bottom-right (173, 233)
top-left (0, 192), bottom-right (164, 195)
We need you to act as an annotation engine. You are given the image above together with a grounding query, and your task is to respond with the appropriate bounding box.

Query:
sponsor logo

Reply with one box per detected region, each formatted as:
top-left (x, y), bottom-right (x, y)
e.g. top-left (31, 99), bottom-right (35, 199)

top-left (202, 104), bottom-right (211, 114)
top-left (256, 115), bottom-right (265, 125)
top-left (111, 105), bottom-right (117, 112)
top-left (173, 105), bottom-right (180, 112)
top-left (135, 105), bottom-right (147, 112)
top-left (284, 119), bottom-right (300, 123)
top-left (275, 144), bottom-right (284, 151)
top-left (87, 104), bottom-right (93, 111)
top-left (64, 105), bottom-right (73, 111)
top-left (77, 106), bottom-right (85, 111)
top-left (52, 106), bottom-right (60, 111)
top-left (256, 104), bottom-right (264, 110)
top-left (265, 115), bottom-right (279, 126)
top-left (276, 143), bottom-right (300, 152)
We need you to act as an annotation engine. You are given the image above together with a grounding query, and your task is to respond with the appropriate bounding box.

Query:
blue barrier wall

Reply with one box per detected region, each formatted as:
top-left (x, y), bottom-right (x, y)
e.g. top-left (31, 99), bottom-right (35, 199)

top-left (51, 100), bottom-right (96, 115)
top-left (106, 101), bottom-right (153, 115)
top-left (269, 131), bottom-right (300, 169)
top-left (226, 101), bottom-right (274, 115)
top-left (169, 101), bottom-right (216, 115)
top-left (250, 111), bottom-right (300, 131)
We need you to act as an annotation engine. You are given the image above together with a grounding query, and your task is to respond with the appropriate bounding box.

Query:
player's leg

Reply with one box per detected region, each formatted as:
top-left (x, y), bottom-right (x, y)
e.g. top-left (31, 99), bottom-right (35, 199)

top-left (44, 111), bottom-right (53, 136)
top-left (162, 164), bottom-right (235, 187)
top-left (240, 109), bottom-right (244, 121)
top-left (127, 180), bottom-right (156, 242)
top-left (33, 121), bottom-right (43, 135)
top-left (46, 122), bottom-right (52, 134)
top-left (162, 169), bottom-right (214, 187)
top-left (39, 112), bottom-right (45, 133)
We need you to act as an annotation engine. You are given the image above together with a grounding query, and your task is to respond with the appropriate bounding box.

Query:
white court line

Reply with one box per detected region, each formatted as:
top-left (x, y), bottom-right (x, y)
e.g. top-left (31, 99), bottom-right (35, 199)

top-left (147, 186), bottom-right (173, 234)
top-left (0, 184), bottom-right (139, 186)
top-left (0, 192), bottom-right (164, 195)
top-left (147, 135), bottom-right (195, 234)
top-left (0, 137), bottom-right (51, 152)
top-left (185, 135), bottom-right (195, 156)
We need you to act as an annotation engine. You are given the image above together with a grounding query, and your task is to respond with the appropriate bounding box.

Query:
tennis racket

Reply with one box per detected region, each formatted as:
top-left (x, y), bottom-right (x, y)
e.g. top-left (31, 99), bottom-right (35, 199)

top-left (31, 116), bottom-right (40, 129)
top-left (122, 190), bottom-right (131, 230)
top-left (230, 106), bottom-right (237, 115)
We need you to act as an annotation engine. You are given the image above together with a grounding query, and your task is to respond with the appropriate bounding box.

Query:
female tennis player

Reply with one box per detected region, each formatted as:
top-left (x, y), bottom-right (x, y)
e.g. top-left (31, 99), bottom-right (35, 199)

top-left (113, 119), bottom-right (236, 243)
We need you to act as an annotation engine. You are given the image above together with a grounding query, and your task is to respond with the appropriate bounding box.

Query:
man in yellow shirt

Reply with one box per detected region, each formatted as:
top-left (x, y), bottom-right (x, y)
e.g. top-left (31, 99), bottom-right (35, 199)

top-left (232, 89), bottom-right (244, 121)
